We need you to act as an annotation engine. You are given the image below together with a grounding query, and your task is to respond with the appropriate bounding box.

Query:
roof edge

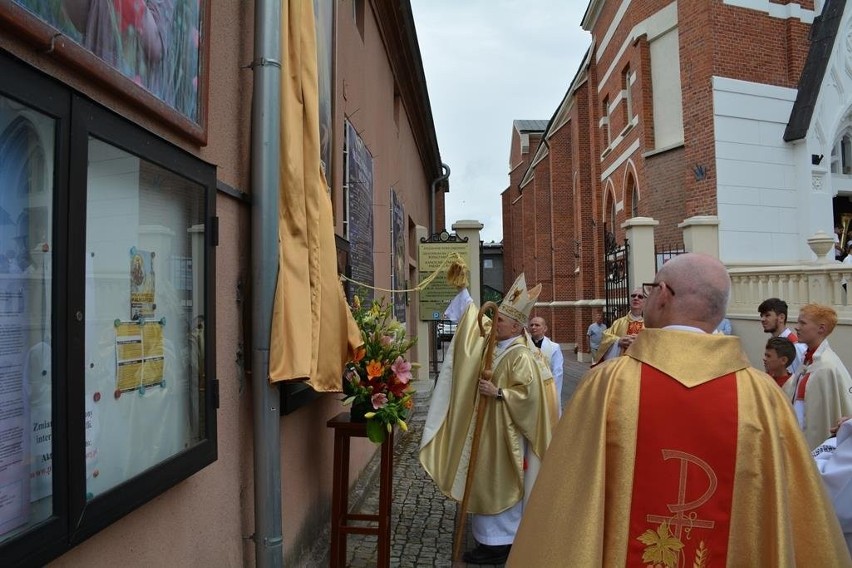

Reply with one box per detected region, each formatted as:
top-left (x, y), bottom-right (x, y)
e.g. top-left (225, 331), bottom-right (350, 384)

top-left (784, 0), bottom-right (846, 142)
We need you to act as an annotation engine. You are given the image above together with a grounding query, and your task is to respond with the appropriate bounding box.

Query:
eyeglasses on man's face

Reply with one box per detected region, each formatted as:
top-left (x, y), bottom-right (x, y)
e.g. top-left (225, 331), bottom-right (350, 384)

top-left (630, 293), bottom-right (645, 299)
top-left (642, 282), bottom-right (676, 297)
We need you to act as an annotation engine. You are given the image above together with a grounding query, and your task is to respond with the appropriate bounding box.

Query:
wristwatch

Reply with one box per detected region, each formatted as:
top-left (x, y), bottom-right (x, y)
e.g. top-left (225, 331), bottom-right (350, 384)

top-left (496, 388), bottom-right (504, 401)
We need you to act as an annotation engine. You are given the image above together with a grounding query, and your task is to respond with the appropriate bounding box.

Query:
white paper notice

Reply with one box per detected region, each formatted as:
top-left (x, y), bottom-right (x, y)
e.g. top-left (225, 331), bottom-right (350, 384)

top-left (0, 282), bottom-right (29, 536)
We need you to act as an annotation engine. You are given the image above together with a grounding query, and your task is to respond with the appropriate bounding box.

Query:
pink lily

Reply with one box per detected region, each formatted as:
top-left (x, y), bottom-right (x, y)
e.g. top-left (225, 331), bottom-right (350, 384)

top-left (371, 392), bottom-right (388, 409)
top-left (391, 356), bottom-right (412, 383)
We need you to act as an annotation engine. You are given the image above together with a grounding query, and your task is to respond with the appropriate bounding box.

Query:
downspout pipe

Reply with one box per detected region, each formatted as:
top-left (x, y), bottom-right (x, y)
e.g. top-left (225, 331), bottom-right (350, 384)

top-left (250, 0), bottom-right (283, 566)
top-left (430, 163), bottom-right (451, 235)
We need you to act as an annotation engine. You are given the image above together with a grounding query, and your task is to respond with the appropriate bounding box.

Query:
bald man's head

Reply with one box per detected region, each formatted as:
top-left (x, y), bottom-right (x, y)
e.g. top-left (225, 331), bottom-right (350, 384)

top-left (528, 317), bottom-right (548, 341)
top-left (644, 253), bottom-right (730, 332)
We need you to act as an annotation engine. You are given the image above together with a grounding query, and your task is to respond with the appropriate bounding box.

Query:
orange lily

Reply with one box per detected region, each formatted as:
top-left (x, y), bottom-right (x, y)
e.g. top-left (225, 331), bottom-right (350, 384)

top-left (366, 359), bottom-right (384, 379)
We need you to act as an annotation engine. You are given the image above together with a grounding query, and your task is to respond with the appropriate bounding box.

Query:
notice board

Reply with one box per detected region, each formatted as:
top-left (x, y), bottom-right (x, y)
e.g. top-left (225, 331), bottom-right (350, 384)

top-left (418, 241), bottom-right (470, 321)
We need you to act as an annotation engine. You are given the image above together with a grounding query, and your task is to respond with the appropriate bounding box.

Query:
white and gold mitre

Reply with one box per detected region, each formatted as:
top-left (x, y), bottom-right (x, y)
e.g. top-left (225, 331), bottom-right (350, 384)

top-left (499, 273), bottom-right (541, 324)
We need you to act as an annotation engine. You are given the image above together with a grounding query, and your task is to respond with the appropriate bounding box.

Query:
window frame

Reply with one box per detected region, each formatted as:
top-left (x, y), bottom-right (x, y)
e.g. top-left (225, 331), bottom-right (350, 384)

top-left (0, 44), bottom-right (72, 568)
top-left (0, 49), bottom-right (218, 567)
top-left (623, 65), bottom-right (633, 123)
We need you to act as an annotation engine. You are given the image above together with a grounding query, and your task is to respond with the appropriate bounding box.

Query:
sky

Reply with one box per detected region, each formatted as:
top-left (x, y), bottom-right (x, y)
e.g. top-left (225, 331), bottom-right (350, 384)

top-left (411, 0), bottom-right (593, 243)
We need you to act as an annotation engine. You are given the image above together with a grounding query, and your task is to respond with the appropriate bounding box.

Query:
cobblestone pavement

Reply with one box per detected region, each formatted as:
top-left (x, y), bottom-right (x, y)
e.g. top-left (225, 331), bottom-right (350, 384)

top-left (337, 355), bottom-right (591, 567)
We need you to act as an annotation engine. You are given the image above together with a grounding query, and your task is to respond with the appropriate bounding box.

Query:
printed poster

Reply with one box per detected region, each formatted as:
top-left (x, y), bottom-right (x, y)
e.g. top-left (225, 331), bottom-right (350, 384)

top-left (130, 249), bottom-right (156, 320)
top-left (115, 321), bottom-right (165, 392)
top-left (0, 280), bottom-right (28, 536)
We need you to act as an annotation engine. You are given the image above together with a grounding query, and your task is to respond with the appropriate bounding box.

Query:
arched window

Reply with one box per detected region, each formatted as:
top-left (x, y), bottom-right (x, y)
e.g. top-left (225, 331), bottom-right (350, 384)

top-left (631, 185), bottom-right (639, 217)
top-left (609, 196), bottom-right (616, 230)
top-left (831, 131), bottom-right (852, 174)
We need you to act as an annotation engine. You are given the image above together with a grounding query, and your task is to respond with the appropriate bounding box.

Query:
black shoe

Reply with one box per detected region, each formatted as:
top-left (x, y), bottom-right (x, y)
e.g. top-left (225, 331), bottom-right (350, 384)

top-left (462, 543), bottom-right (512, 565)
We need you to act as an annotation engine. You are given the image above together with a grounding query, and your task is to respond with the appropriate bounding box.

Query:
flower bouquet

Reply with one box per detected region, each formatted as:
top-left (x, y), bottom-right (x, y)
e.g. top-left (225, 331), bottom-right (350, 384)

top-left (342, 295), bottom-right (417, 443)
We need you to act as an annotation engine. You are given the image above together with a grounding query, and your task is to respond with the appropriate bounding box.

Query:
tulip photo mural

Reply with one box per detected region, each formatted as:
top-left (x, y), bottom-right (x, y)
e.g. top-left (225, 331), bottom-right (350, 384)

top-left (14, 0), bottom-right (202, 122)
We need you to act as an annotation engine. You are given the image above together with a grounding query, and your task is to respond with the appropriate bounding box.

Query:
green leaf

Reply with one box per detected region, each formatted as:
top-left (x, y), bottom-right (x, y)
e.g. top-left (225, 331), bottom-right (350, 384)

top-left (366, 419), bottom-right (387, 444)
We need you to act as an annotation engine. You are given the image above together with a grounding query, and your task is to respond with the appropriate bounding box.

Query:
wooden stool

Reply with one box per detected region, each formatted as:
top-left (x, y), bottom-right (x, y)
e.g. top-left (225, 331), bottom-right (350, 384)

top-left (327, 412), bottom-right (394, 567)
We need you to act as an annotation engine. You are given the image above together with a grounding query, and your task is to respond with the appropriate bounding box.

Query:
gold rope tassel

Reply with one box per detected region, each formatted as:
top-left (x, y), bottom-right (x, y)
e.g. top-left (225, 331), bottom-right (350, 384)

top-left (340, 251), bottom-right (467, 294)
top-left (446, 257), bottom-right (469, 289)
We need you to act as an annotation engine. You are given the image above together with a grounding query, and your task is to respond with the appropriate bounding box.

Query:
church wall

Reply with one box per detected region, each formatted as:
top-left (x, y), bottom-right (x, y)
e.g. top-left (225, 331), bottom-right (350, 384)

top-left (510, 190), bottom-right (525, 290)
top-left (712, 77), bottom-right (805, 263)
top-left (576, 66), bottom-right (603, 299)
top-left (714, 3), bottom-right (811, 89)
top-left (504, 130), bottom-right (545, 291)
top-left (549, 122), bottom-right (576, 346)
top-left (577, 73), bottom-right (605, 347)
top-left (593, 2), bottom-right (681, 248)
top-left (521, 177), bottom-right (538, 286)
top-left (509, 126), bottom-right (523, 170)
top-left (534, 156), bottom-right (554, 303)
top-left (501, 187), bottom-right (514, 292)
top-left (644, 147), bottom-right (687, 247)
top-left (800, 2), bottom-right (852, 258)
top-left (678, 0), bottom-right (718, 220)
top-left (721, 0), bottom-right (816, 21)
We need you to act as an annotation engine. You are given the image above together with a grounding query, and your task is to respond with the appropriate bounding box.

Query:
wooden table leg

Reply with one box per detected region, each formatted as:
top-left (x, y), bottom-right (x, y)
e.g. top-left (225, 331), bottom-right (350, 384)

top-left (377, 430), bottom-right (394, 568)
top-left (327, 414), bottom-right (396, 568)
top-left (330, 429), bottom-right (351, 568)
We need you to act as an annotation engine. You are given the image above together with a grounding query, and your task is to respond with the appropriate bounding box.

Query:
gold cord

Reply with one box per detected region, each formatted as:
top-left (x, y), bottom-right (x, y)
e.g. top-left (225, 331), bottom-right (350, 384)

top-left (339, 251), bottom-right (467, 294)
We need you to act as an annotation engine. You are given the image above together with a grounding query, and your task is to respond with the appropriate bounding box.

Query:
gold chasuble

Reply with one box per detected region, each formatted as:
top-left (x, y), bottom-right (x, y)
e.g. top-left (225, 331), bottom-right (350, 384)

top-left (509, 329), bottom-right (850, 567)
top-left (593, 313), bottom-right (644, 363)
top-left (269, 0), bottom-right (361, 390)
top-left (419, 304), bottom-right (552, 514)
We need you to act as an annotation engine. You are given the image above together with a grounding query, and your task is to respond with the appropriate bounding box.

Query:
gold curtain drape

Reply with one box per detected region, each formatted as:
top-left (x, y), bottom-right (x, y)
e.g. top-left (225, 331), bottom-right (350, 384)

top-left (269, 0), bottom-right (361, 391)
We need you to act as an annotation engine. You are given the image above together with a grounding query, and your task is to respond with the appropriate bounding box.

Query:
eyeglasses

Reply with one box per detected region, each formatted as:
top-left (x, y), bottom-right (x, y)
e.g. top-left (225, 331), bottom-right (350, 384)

top-left (630, 293), bottom-right (645, 299)
top-left (642, 282), bottom-right (676, 297)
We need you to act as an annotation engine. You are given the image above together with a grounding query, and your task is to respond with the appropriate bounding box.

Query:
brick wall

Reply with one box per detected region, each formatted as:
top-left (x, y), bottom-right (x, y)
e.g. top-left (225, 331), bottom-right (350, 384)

top-left (501, 187), bottom-right (513, 292)
top-left (506, 130), bottom-right (547, 290)
top-left (435, 187), bottom-right (446, 233)
top-left (534, 154), bottom-right (553, 301)
top-left (549, 120), bottom-right (573, 344)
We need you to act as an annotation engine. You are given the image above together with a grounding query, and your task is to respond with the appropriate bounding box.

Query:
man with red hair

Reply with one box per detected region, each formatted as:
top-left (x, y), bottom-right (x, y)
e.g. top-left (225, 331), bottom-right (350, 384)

top-left (784, 303), bottom-right (852, 450)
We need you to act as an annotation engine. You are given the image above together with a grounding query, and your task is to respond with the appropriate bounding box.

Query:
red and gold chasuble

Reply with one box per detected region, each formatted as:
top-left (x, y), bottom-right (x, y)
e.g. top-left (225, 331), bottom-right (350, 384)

top-left (628, 365), bottom-right (737, 566)
top-left (507, 330), bottom-right (851, 567)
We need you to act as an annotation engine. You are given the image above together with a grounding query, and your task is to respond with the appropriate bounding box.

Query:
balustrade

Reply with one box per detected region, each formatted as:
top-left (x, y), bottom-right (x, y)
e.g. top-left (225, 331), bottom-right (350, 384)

top-left (728, 264), bottom-right (852, 317)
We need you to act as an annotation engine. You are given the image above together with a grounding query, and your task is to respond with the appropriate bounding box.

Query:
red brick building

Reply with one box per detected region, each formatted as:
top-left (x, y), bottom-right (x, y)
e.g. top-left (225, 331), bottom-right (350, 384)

top-left (503, 0), bottom-right (824, 355)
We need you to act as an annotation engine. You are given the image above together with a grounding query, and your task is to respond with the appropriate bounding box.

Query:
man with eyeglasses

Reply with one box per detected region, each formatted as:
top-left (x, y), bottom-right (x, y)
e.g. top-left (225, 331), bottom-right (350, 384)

top-left (593, 286), bottom-right (645, 363)
top-left (509, 253), bottom-right (849, 566)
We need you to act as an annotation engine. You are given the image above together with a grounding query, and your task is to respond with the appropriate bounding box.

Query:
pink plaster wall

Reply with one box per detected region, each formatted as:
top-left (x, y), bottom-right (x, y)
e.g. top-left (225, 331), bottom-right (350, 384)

top-left (2, 0), bottom-right (436, 564)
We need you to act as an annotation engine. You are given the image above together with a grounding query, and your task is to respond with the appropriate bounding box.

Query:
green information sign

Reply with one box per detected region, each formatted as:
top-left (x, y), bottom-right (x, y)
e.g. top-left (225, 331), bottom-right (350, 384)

top-left (418, 242), bottom-right (471, 321)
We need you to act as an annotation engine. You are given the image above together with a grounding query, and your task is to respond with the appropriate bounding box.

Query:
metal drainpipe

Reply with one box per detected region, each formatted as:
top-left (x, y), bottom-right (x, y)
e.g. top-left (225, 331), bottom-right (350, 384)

top-left (250, 0), bottom-right (283, 565)
top-left (430, 163), bottom-right (451, 234)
